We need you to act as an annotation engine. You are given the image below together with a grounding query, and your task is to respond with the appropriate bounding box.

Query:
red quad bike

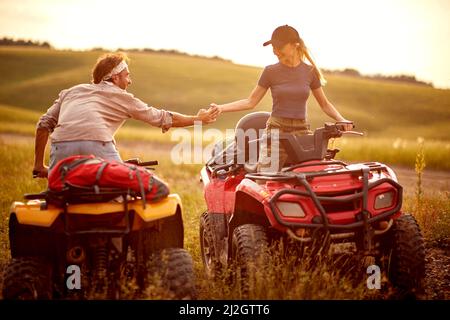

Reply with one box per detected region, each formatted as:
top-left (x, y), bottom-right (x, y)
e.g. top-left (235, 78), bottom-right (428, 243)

top-left (199, 112), bottom-right (425, 297)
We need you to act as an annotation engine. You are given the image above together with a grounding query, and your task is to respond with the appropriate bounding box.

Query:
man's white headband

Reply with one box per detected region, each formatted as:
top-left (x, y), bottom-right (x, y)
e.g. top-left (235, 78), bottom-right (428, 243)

top-left (103, 60), bottom-right (128, 80)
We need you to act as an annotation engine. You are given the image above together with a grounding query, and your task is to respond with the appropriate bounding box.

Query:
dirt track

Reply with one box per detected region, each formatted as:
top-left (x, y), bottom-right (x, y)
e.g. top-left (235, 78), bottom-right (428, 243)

top-left (391, 166), bottom-right (449, 195)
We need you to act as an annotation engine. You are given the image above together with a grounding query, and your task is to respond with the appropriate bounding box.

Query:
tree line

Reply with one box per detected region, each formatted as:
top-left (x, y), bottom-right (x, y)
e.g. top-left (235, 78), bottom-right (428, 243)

top-left (0, 37), bottom-right (51, 48)
top-left (91, 47), bottom-right (231, 63)
top-left (323, 68), bottom-right (433, 87)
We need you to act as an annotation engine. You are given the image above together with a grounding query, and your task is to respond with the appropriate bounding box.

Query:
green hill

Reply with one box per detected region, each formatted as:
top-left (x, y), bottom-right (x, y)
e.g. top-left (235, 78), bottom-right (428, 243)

top-left (0, 46), bottom-right (449, 139)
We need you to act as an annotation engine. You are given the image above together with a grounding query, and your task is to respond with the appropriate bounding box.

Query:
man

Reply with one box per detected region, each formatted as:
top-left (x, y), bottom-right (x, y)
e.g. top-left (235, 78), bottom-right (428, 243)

top-left (33, 52), bottom-right (219, 177)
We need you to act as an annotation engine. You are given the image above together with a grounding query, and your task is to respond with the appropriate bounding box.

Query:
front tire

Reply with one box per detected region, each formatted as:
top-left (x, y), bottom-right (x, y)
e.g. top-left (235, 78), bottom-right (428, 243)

top-left (231, 224), bottom-right (269, 298)
top-left (200, 212), bottom-right (226, 280)
top-left (383, 214), bottom-right (425, 296)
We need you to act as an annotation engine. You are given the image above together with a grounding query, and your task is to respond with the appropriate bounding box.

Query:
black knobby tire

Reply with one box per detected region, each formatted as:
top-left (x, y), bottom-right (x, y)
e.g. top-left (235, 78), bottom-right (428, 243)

top-left (2, 257), bottom-right (52, 300)
top-left (384, 214), bottom-right (425, 295)
top-left (145, 248), bottom-right (196, 299)
top-left (231, 224), bottom-right (269, 298)
top-left (200, 212), bottom-right (226, 280)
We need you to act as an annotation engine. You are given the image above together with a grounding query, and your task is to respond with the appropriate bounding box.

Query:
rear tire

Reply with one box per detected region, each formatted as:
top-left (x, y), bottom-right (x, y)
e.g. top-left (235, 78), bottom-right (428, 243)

top-left (2, 257), bottom-right (52, 300)
top-left (231, 224), bottom-right (269, 298)
top-left (145, 248), bottom-right (196, 299)
top-left (383, 214), bottom-right (425, 296)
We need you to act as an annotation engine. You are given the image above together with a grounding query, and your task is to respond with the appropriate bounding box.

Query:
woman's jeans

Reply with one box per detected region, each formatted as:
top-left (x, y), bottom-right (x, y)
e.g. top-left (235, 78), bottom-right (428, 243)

top-left (257, 116), bottom-right (312, 173)
top-left (49, 140), bottom-right (122, 172)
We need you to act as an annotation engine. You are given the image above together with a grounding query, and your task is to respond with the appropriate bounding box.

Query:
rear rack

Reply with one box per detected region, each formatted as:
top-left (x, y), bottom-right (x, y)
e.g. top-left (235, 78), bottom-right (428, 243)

top-left (245, 164), bottom-right (402, 231)
top-left (24, 187), bottom-right (134, 236)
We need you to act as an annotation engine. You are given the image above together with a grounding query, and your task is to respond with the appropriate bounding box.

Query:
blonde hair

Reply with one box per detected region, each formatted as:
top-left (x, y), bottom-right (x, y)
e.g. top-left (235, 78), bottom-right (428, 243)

top-left (296, 39), bottom-right (327, 86)
top-left (91, 52), bottom-right (129, 84)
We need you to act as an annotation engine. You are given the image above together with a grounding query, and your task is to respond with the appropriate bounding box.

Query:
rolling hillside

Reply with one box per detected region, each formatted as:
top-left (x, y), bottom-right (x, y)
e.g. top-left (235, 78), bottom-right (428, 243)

top-left (0, 46), bottom-right (449, 139)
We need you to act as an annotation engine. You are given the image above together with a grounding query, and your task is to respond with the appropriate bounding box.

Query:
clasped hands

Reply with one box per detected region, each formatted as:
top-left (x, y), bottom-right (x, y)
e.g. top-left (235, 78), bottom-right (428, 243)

top-left (196, 104), bottom-right (221, 124)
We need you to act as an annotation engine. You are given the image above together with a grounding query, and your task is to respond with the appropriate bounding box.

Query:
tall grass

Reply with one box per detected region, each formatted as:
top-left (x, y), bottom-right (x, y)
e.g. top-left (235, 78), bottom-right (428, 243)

top-left (401, 138), bottom-right (450, 245)
top-left (415, 138), bottom-right (426, 210)
top-left (334, 136), bottom-right (450, 170)
top-left (0, 140), bottom-right (48, 269)
top-left (405, 192), bottom-right (450, 246)
top-left (1, 103), bottom-right (450, 171)
top-left (194, 238), bottom-right (378, 300)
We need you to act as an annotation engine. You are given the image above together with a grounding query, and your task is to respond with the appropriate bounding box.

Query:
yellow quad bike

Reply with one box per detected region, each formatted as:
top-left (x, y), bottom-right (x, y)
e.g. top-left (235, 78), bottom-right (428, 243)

top-left (2, 159), bottom-right (196, 300)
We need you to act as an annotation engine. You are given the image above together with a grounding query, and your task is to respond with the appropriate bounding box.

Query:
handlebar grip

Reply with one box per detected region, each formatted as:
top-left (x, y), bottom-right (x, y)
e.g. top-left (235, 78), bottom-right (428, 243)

top-left (138, 160), bottom-right (158, 166)
top-left (342, 131), bottom-right (364, 136)
top-left (335, 121), bottom-right (355, 130)
top-left (124, 158), bottom-right (140, 165)
top-left (124, 158), bottom-right (158, 166)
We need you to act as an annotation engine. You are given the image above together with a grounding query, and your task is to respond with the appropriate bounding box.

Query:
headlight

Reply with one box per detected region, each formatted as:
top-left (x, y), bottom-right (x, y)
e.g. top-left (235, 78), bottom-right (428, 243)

top-left (276, 201), bottom-right (305, 218)
top-left (374, 191), bottom-right (395, 210)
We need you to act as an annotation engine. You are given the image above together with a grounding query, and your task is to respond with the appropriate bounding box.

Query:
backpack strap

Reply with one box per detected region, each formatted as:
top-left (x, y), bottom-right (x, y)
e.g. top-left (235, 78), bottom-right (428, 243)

top-left (148, 175), bottom-right (153, 193)
top-left (93, 161), bottom-right (109, 194)
top-left (134, 167), bottom-right (146, 209)
top-left (128, 165), bottom-right (146, 209)
top-left (60, 157), bottom-right (95, 185)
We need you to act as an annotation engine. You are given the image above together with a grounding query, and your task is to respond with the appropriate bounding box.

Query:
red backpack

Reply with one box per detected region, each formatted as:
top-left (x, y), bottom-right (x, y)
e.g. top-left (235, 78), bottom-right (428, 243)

top-left (48, 155), bottom-right (170, 205)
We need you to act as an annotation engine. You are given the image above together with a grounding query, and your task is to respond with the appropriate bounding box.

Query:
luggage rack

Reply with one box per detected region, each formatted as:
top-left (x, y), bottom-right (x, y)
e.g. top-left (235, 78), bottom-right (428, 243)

top-left (24, 186), bottom-right (136, 236)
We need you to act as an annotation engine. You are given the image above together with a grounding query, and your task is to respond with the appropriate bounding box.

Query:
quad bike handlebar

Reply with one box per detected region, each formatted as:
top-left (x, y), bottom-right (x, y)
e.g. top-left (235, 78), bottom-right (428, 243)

top-left (335, 121), bottom-right (354, 129)
top-left (124, 158), bottom-right (159, 166)
top-left (324, 121), bottom-right (363, 138)
top-left (205, 119), bottom-right (364, 175)
top-left (342, 131), bottom-right (364, 136)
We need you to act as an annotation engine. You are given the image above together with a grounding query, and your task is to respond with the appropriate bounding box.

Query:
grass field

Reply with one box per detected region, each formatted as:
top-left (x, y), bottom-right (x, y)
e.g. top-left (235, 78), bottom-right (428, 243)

top-left (0, 46), bottom-right (449, 139)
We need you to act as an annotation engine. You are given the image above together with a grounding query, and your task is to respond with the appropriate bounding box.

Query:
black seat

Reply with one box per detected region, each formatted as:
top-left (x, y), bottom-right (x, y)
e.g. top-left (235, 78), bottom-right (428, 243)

top-left (234, 112), bottom-right (270, 173)
top-left (280, 126), bottom-right (331, 165)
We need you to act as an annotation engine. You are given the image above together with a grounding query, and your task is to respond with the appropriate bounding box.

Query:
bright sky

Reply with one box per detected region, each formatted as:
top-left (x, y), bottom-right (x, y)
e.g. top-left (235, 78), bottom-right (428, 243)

top-left (1, 0), bottom-right (449, 88)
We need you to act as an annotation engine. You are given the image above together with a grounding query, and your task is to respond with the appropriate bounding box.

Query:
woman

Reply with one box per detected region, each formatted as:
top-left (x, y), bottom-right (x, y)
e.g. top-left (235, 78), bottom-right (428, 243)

top-left (211, 25), bottom-right (352, 171)
top-left (33, 52), bottom-right (219, 178)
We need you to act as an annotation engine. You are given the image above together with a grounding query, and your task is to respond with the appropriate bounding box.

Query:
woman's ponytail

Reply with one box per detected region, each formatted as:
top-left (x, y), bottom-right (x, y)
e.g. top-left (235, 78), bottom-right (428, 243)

top-left (297, 39), bottom-right (327, 86)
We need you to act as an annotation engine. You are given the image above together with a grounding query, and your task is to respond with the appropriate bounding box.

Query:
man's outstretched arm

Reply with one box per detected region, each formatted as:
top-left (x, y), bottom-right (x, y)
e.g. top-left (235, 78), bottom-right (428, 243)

top-left (171, 106), bottom-right (220, 127)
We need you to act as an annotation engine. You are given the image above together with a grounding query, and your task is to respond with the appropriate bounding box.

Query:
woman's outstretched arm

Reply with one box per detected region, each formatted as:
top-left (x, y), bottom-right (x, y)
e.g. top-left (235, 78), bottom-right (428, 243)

top-left (211, 85), bottom-right (268, 113)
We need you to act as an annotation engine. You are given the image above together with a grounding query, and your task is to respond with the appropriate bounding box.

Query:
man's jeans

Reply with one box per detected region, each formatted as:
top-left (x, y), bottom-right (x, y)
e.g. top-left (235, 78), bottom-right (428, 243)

top-left (49, 140), bottom-right (122, 172)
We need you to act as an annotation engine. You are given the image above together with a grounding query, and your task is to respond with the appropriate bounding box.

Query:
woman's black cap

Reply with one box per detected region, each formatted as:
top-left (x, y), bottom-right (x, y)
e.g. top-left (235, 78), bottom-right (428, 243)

top-left (263, 25), bottom-right (301, 47)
